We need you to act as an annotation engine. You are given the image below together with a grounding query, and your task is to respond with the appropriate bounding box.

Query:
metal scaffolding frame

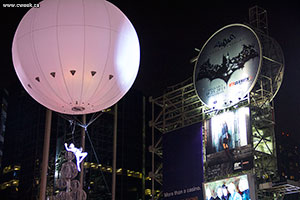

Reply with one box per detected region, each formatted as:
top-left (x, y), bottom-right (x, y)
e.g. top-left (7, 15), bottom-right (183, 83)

top-left (149, 77), bottom-right (205, 200)
top-left (259, 180), bottom-right (300, 199)
top-left (148, 6), bottom-right (295, 200)
top-left (249, 6), bottom-right (269, 35)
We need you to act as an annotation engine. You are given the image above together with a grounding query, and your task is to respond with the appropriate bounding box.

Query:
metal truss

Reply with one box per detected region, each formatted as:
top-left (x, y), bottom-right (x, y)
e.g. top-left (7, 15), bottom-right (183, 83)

top-left (149, 69), bottom-right (285, 200)
top-left (148, 5), bottom-right (290, 200)
top-left (249, 6), bottom-right (269, 35)
top-left (258, 180), bottom-right (300, 200)
top-left (149, 78), bottom-right (205, 133)
top-left (148, 77), bottom-right (206, 199)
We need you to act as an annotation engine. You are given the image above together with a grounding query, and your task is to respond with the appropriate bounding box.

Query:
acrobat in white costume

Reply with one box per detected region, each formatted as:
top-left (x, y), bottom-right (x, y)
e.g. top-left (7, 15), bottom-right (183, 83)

top-left (65, 143), bottom-right (88, 172)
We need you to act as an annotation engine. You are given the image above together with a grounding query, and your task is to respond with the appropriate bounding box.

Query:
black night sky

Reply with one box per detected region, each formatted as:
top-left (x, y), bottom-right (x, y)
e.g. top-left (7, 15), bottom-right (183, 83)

top-left (1, 0), bottom-right (300, 140)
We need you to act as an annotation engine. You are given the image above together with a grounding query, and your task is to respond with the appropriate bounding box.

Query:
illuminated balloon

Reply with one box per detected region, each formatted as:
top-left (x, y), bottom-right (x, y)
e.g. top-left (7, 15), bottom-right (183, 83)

top-left (12, 0), bottom-right (140, 114)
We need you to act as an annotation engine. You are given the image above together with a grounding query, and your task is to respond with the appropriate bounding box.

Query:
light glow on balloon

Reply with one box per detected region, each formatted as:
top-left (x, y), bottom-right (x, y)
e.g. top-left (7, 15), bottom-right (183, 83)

top-left (12, 0), bottom-right (140, 114)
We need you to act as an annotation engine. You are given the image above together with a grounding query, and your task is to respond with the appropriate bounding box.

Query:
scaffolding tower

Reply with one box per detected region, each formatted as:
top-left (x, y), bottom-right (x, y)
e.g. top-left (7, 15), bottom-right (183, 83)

top-left (148, 6), bottom-right (298, 200)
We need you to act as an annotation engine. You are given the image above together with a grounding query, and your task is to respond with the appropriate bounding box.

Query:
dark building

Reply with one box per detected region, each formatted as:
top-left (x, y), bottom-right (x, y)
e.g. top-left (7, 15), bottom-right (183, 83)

top-left (277, 132), bottom-right (300, 182)
top-left (115, 89), bottom-right (145, 199)
top-left (275, 131), bottom-right (300, 200)
top-left (0, 89), bottom-right (46, 199)
top-left (0, 86), bottom-right (150, 200)
top-left (0, 88), bottom-right (68, 200)
top-left (82, 89), bottom-right (149, 200)
top-left (0, 89), bottom-right (9, 169)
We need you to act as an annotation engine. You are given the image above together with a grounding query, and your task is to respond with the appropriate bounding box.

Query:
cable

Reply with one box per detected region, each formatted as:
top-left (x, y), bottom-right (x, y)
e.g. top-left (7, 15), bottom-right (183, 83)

top-left (58, 111), bottom-right (110, 194)
top-left (85, 128), bottom-right (111, 194)
top-left (76, 112), bottom-right (103, 129)
top-left (86, 112), bottom-right (103, 127)
top-left (71, 120), bottom-right (76, 144)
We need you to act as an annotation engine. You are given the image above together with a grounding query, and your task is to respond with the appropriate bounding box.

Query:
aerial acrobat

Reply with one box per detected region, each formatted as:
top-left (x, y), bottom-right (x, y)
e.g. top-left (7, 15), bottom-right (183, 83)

top-left (65, 143), bottom-right (88, 172)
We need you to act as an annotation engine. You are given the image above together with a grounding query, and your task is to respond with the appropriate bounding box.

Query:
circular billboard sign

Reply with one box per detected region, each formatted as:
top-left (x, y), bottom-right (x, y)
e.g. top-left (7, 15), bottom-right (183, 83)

top-left (194, 24), bottom-right (262, 109)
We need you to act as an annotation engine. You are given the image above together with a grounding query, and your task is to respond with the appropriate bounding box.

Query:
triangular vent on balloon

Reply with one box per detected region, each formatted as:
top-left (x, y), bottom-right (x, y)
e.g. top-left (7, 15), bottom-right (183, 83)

top-left (50, 72), bottom-right (56, 78)
top-left (91, 71), bottom-right (96, 76)
top-left (70, 70), bottom-right (76, 76)
top-left (109, 74), bottom-right (114, 80)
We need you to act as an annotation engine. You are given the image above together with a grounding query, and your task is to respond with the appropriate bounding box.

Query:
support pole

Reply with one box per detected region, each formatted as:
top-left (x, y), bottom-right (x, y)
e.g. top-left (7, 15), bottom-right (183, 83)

top-left (39, 108), bottom-right (52, 200)
top-left (142, 96), bottom-right (146, 200)
top-left (151, 99), bottom-right (154, 200)
top-left (112, 104), bottom-right (118, 200)
top-left (80, 114), bottom-right (86, 189)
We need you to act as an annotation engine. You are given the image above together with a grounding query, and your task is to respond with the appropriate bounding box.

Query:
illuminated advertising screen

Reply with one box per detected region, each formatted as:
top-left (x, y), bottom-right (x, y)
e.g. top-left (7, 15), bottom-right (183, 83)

top-left (163, 123), bottom-right (203, 200)
top-left (205, 107), bottom-right (250, 155)
top-left (203, 174), bottom-right (256, 200)
top-left (204, 107), bottom-right (253, 179)
top-left (194, 24), bottom-right (262, 109)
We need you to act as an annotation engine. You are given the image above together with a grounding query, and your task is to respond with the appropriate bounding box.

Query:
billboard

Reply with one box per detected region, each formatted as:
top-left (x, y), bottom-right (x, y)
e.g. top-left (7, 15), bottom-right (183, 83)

top-left (163, 123), bottom-right (203, 200)
top-left (205, 107), bottom-right (250, 155)
top-left (194, 24), bottom-right (262, 109)
top-left (204, 107), bottom-right (253, 179)
top-left (203, 174), bottom-right (256, 200)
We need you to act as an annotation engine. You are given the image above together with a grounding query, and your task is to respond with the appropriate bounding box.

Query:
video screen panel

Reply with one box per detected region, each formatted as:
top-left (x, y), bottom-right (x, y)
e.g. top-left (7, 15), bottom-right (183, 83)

top-left (163, 123), bottom-right (203, 200)
top-left (205, 106), bottom-right (250, 155)
top-left (203, 174), bottom-right (255, 200)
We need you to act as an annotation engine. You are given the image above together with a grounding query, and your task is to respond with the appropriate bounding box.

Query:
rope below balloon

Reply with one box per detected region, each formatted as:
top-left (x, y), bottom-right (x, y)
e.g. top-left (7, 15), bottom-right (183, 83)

top-left (57, 111), bottom-right (111, 195)
top-left (70, 120), bottom-right (76, 144)
top-left (85, 128), bottom-right (111, 195)
top-left (75, 112), bottom-right (111, 195)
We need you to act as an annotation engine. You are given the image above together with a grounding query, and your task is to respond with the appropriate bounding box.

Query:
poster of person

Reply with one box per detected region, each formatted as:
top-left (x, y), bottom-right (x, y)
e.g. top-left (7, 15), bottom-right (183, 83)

top-left (203, 174), bottom-right (252, 200)
top-left (205, 107), bottom-right (250, 155)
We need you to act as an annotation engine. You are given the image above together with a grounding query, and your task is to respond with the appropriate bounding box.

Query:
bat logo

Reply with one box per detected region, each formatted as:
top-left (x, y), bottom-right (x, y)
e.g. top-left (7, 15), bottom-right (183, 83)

top-left (196, 44), bottom-right (259, 83)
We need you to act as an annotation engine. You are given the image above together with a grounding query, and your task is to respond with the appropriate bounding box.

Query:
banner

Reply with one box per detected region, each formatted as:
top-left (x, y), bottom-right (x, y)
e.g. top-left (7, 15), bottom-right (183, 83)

top-left (163, 123), bottom-right (203, 200)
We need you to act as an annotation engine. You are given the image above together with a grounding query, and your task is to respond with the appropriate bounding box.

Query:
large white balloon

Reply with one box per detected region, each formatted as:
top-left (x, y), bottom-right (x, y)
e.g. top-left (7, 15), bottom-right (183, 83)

top-left (12, 0), bottom-right (140, 115)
